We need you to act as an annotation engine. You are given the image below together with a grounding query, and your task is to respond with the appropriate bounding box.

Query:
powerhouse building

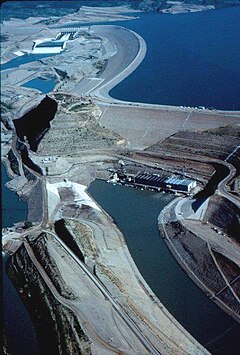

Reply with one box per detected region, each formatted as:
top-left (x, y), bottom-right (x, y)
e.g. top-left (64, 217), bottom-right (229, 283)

top-left (133, 173), bottom-right (196, 193)
top-left (164, 176), bottom-right (197, 192)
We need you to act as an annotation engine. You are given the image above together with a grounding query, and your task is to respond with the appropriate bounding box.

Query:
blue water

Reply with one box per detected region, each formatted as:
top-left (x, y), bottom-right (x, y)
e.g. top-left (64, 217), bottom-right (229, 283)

top-left (88, 180), bottom-right (240, 355)
top-left (1, 54), bottom-right (55, 71)
top-left (2, 7), bottom-right (239, 110)
top-left (22, 77), bottom-right (57, 93)
top-left (2, 163), bottom-right (38, 354)
top-left (109, 7), bottom-right (240, 110)
top-left (2, 253), bottom-right (38, 355)
top-left (1, 163), bottom-right (27, 228)
top-left (65, 7), bottom-right (240, 110)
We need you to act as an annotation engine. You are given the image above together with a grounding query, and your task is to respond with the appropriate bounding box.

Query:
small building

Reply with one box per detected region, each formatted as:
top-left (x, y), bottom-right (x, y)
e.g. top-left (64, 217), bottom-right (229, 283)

top-left (163, 177), bottom-right (196, 192)
top-left (109, 172), bottom-right (119, 183)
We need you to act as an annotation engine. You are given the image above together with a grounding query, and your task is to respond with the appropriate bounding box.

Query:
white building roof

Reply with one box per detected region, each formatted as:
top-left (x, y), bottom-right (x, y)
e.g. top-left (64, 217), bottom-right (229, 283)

top-left (164, 177), bottom-right (195, 186)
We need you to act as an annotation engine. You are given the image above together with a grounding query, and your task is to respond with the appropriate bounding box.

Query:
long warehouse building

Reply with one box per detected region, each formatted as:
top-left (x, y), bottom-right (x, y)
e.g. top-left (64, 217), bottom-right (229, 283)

top-left (134, 173), bottom-right (196, 192)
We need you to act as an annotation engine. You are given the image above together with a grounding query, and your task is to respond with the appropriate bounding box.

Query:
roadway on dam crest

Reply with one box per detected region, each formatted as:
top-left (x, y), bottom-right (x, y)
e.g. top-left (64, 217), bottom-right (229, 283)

top-left (75, 26), bottom-right (240, 151)
top-left (73, 25), bottom-right (147, 99)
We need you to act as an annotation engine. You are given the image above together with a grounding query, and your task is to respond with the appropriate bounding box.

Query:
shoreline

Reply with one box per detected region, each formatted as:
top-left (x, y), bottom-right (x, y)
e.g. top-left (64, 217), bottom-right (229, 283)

top-left (80, 24), bottom-right (239, 115)
top-left (91, 26), bottom-right (147, 100)
top-left (1, 19), bottom-right (240, 114)
top-left (158, 199), bottom-right (240, 325)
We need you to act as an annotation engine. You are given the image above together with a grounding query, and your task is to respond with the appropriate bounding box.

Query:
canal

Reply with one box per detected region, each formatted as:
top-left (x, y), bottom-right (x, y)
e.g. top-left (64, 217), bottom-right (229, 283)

top-left (88, 180), bottom-right (240, 355)
top-left (1, 54), bottom-right (53, 71)
top-left (1, 53), bottom-right (57, 94)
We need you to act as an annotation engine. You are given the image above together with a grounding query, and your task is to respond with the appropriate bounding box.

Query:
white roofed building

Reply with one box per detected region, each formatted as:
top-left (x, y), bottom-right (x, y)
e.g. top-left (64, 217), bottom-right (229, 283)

top-left (164, 176), bottom-right (197, 192)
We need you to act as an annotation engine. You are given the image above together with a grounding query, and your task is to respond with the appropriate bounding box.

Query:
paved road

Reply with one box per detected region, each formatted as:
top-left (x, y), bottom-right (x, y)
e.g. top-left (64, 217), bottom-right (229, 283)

top-left (225, 145), bottom-right (240, 161)
top-left (123, 150), bottom-right (240, 207)
top-left (24, 241), bottom-right (121, 354)
top-left (217, 161), bottom-right (240, 206)
top-left (44, 229), bottom-right (163, 355)
top-left (78, 25), bottom-right (146, 99)
top-left (182, 219), bottom-right (240, 268)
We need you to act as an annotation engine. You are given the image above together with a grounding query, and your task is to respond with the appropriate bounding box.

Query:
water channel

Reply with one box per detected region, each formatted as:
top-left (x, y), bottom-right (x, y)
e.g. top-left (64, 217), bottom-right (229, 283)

top-left (1, 53), bottom-right (57, 94)
top-left (1, 54), bottom-right (53, 71)
top-left (2, 163), bottom-right (38, 355)
top-left (88, 180), bottom-right (240, 355)
top-left (2, 163), bottom-right (27, 228)
top-left (2, 253), bottom-right (38, 355)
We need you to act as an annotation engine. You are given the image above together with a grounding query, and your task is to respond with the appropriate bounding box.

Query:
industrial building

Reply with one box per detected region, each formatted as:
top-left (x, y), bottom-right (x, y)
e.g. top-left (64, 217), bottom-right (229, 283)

top-left (134, 173), bottom-right (165, 189)
top-left (32, 31), bottom-right (79, 54)
top-left (112, 171), bottom-right (197, 194)
top-left (164, 176), bottom-right (197, 192)
top-left (32, 39), bottom-right (67, 54)
top-left (56, 32), bottom-right (77, 41)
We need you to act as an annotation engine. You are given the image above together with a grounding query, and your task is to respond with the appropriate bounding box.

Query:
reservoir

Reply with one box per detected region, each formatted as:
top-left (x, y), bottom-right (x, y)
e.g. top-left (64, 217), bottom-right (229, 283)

top-left (2, 8), bottom-right (239, 109)
top-left (110, 7), bottom-right (240, 110)
top-left (65, 6), bottom-right (240, 110)
top-left (88, 180), bottom-right (240, 355)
